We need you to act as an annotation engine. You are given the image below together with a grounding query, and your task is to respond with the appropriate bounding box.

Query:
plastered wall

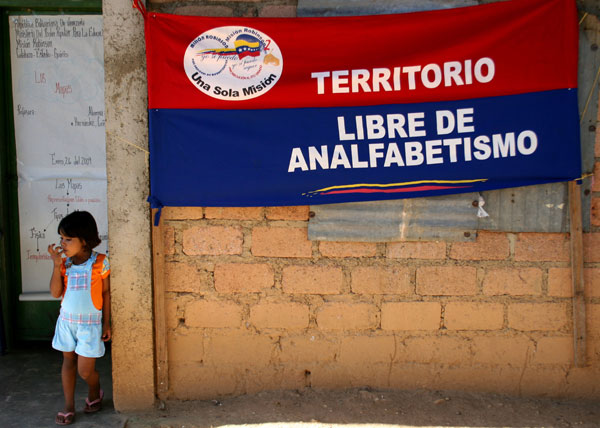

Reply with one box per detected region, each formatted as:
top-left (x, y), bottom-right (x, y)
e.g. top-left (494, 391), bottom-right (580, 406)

top-left (105, 0), bottom-right (600, 409)
top-left (104, 0), bottom-right (154, 410)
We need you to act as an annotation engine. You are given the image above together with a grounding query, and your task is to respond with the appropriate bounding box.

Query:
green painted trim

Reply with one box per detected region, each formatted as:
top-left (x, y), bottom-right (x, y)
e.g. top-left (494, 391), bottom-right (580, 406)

top-left (0, 10), bottom-right (10, 351)
top-left (17, 300), bottom-right (61, 341)
top-left (0, 8), bottom-right (21, 347)
top-left (1, 2), bottom-right (101, 345)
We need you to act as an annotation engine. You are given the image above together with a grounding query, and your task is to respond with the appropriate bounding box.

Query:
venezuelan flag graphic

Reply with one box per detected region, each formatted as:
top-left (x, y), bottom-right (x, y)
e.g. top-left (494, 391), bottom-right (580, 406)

top-left (137, 0), bottom-right (581, 209)
top-left (307, 179), bottom-right (488, 197)
top-left (234, 35), bottom-right (263, 58)
top-left (197, 48), bottom-right (238, 57)
top-left (198, 35), bottom-right (264, 59)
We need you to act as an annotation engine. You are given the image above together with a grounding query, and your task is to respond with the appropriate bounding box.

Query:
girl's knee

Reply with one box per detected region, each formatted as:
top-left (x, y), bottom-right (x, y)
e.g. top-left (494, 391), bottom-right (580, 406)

top-left (78, 366), bottom-right (96, 380)
top-left (77, 357), bottom-right (97, 380)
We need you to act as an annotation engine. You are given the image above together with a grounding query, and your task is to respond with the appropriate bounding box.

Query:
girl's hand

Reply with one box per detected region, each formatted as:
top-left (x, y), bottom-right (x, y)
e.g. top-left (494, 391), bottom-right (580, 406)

top-left (47, 243), bottom-right (64, 267)
top-left (101, 325), bottom-right (111, 342)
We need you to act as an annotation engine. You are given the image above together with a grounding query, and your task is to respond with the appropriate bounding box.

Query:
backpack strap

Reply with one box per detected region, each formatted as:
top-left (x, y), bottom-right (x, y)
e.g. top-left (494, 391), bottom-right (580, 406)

top-left (90, 253), bottom-right (106, 311)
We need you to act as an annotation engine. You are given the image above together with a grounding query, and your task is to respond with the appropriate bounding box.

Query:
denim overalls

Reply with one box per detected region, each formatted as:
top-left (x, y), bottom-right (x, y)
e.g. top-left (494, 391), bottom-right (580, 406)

top-left (52, 251), bottom-right (106, 358)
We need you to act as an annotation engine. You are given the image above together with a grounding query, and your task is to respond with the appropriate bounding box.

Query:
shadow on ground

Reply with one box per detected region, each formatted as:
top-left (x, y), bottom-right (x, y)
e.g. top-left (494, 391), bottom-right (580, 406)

top-left (0, 342), bottom-right (126, 428)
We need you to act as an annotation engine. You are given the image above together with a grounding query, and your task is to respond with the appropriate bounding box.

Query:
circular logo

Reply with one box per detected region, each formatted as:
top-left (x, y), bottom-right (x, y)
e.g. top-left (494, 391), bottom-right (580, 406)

top-left (184, 26), bottom-right (283, 101)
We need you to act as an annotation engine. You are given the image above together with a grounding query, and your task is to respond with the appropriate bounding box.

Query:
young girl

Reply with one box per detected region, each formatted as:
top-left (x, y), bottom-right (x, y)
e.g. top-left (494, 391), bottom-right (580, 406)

top-left (48, 211), bottom-right (110, 426)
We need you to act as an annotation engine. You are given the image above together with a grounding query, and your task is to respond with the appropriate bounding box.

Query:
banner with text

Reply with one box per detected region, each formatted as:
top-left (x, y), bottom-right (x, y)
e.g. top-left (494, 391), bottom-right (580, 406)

top-left (9, 15), bottom-right (108, 297)
top-left (137, 0), bottom-right (581, 209)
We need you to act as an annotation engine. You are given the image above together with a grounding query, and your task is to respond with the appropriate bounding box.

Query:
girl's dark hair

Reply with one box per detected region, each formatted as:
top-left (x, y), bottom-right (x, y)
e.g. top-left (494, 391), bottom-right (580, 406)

top-left (58, 210), bottom-right (101, 249)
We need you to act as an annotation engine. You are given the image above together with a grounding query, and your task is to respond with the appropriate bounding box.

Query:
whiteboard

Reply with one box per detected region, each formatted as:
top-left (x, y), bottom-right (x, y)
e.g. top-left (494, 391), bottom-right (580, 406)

top-left (9, 15), bottom-right (108, 299)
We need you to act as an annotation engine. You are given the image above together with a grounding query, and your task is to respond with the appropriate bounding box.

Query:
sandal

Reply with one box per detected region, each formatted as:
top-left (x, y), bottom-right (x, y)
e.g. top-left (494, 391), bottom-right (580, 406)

top-left (55, 411), bottom-right (75, 425)
top-left (84, 389), bottom-right (104, 413)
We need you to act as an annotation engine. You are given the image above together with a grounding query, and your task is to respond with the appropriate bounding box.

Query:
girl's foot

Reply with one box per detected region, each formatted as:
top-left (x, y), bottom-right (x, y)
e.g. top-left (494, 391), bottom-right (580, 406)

top-left (55, 411), bottom-right (75, 425)
top-left (84, 389), bottom-right (104, 413)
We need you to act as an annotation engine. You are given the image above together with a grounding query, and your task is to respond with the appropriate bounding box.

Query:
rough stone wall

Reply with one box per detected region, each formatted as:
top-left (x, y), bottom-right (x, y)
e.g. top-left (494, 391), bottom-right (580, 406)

top-left (142, 0), bottom-right (600, 404)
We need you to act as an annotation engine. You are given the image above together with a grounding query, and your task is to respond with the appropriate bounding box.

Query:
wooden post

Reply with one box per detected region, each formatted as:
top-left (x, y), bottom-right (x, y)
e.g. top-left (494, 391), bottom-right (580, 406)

top-left (568, 181), bottom-right (586, 367)
top-left (151, 209), bottom-right (169, 399)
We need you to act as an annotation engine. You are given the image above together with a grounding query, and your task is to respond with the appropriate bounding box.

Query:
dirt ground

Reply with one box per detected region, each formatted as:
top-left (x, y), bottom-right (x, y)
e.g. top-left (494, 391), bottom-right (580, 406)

top-left (124, 387), bottom-right (600, 428)
top-left (2, 344), bottom-right (598, 427)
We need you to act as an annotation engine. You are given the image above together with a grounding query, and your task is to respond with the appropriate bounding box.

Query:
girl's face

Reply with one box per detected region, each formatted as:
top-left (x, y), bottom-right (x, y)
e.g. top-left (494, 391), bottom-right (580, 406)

top-left (59, 232), bottom-right (87, 259)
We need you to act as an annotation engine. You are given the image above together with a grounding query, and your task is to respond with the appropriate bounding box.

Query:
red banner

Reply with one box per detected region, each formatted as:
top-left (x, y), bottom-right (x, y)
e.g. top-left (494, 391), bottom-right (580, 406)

top-left (140, 0), bottom-right (578, 110)
top-left (135, 0), bottom-right (581, 213)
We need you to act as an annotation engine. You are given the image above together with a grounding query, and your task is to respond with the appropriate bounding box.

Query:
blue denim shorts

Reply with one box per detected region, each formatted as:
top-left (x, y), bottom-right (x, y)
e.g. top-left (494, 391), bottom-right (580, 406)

top-left (52, 317), bottom-right (105, 358)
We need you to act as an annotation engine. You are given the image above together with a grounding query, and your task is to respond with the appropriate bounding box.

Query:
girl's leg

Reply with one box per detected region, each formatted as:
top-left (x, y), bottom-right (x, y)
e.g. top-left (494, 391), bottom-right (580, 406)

top-left (61, 352), bottom-right (77, 412)
top-left (77, 355), bottom-right (101, 401)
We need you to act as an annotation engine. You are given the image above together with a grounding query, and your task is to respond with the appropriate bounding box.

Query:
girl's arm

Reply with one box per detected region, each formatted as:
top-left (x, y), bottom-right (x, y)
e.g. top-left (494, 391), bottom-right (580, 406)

top-left (48, 244), bottom-right (64, 298)
top-left (101, 275), bottom-right (111, 341)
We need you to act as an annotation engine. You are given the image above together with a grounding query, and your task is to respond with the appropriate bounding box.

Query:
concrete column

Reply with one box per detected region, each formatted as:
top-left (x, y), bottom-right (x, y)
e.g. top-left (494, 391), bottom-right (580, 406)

top-left (103, 0), bottom-right (154, 410)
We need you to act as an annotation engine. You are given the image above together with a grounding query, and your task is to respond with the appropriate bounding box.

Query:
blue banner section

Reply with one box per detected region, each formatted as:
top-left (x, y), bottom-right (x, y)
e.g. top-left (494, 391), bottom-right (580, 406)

top-left (148, 89), bottom-right (580, 207)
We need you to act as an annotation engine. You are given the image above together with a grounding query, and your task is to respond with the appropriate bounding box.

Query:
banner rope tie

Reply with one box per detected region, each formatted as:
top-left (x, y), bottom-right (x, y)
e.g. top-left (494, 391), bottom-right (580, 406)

top-left (580, 63), bottom-right (600, 125)
top-left (107, 131), bottom-right (150, 154)
top-left (132, 0), bottom-right (147, 17)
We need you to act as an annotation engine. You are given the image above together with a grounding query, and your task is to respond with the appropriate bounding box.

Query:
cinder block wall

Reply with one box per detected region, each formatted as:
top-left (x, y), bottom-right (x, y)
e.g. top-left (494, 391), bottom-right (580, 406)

top-left (151, 0), bottom-right (600, 400)
top-left (161, 205), bottom-right (600, 399)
